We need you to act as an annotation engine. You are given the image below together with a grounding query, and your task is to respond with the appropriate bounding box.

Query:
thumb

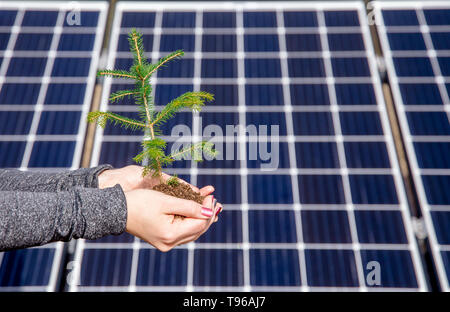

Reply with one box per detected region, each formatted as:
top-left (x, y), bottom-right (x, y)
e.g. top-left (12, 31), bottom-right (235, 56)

top-left (164, 195), bottom-right (214, 219)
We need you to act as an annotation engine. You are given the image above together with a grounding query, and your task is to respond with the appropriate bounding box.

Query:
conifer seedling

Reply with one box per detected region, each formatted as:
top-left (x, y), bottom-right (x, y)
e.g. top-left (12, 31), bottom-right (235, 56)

top-left (88, 29), bottom-right (218, 203)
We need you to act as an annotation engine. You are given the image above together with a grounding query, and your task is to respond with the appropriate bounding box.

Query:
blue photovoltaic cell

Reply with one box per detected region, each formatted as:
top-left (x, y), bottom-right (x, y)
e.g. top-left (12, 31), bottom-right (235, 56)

top-left (245, 58), bottom-right (281, 78)
top-left (244, 12), bottom-right (276, 28)
top-left (302, 210), bottom-right (352, 243)
top-left (437, 57), bottom-right (450, 76)
top-left (298, 175), bottom-right (345, 204)
top-left (393, 57), bottom-right (434, 77)
top-left (360, 250), bottom-right (418, 288)
top-left (288, 58), bottom-right (325, 77)
top-left (430, 211), bottom-right (450, 244)
top-left (305, 249), bottom-right (358, 287)
top-left (248, 210), bottom-right (297, 243)
top-left (28, 141), bottom-right (76, 167)
top-left (201, 112), bottom-right (238, 132)
top-left (244, 34), bottom-right (279, 52)
top-left (44, 83), bottom-right (87, 105)
top-left (354, 210), bottom-right (408, 244)
top-left (406, 112), bottom-right (450, 135)
top-left (7, 57), bottom-right (47, 76)
top-left (328, 33), bottom-right (365, 51)
top-left (0, 33), bottom-right (10, 50)
top-left (421, 175), bottom-right (450, 205)
top-left (247, 175), bottom-right (293, 204)
top-left (58, 33), bottom-right (96, 51)
top-left (36, 111), bottom-right (81, 135)
top-left (387, 32), bottom-right (426, 50)
top-left (246, 84), bottom-right (284, 106)
top-left (344, 142), bottom-right (390, 168)
top-left (136, 249), bottom-right (188, 286)
top-left (160, 34), bottom-right (195, 52)
top-left (292, 112), bottom-right (334, 135)
top-left (339, 112), bottom-right (383, 135)
top-left (194, 249), bottom-right (244, 286)
top-left (197, 175), bottom-right (241, 204)
top-left (154, 84), bottom-right (193, 105)
top-left (162, 12), bottom-right (195, 28)
top-left (197, 210), bottom-right (242, 243)
top-left (0, 83), bottom-right (40, 105)
top-left (430, 32), bottom-right (450, 50)
top-left (250, 249), bottom-right (301, 286)
top-left (0, 248), bottom-right (55, 286)
top-left (201, 59), bottom-right (237, 78)
top-left (99, 141), bottom-right (141, 168)
top-left (198, 143), bottom-right (239, 169)
top-left (0, 142), bottom-right (26, 167)
top-left (284, 11), bottom-right (317, 27)
top-left (51, 57), bottom-right (91, 77)
top-left (424, 9), bottom-right (450, 26)
top-left (202, 34), bottom-right (237, 52)
top-left (335, 83), bottom-right (376, 105)
top-left (414, 142), bottom-right (450, 168)
top-left (87, 232), bottom-right (134, 244)
top-left (399, 83), bottom-right (443, 105)
top-left (103, 112), bottom-right (143, 136)
top-left (80, 249), bottom-right (133, 286)
top-left (14, 33), bottom-right (53, 51)
top-left (290, 84), bottom-right (329, 106)
top-left (331, 57), bottom-right (370, 77)
top-left (382, 10), bottom-right (419, 26)
top-left (0, 10), bottom-right (17, 26)
top-left (285, 34), bottom-right (321, 51)
top-left (121, 12), bottom-right (155, 27)
top-left (443, 252), bottom-right (450, 283)
top-left (0, 111), bottom-right (34, 134)
top-left (22, 10), bottom-right (58, 26)
top-left (324, 10), bottom-right (360, 27)
top-left (349, 174), bottom-right (399, 204)
top-left (203, 11), bottom-right (236, 28)
top-left (295, 142), bottom-right (339, 168)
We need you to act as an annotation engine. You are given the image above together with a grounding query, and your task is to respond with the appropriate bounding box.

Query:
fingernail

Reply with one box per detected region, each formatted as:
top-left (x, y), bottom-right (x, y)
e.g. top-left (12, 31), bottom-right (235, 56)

top-left (215, 206), bottom-right (222, 216)
top-left (201, 207), bottom-right (213, 217)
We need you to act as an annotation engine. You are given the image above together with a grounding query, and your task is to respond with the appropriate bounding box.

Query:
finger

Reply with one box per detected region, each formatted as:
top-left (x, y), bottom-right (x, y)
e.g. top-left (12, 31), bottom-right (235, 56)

top-left (164, 193), bottom-right (214, 219)
top-left (173, 217), bottom-right (210, 241)
top-left (199, 185), bottom-right (214, 196)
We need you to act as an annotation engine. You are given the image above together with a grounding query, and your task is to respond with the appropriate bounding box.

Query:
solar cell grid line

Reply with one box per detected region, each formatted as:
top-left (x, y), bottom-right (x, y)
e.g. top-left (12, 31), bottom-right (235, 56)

top-left (0, 1), bottom-right (107, 292)
top-left (373, 0), bottom-right (450, 291)
top-left (75, 1), bottom-right (426, 292)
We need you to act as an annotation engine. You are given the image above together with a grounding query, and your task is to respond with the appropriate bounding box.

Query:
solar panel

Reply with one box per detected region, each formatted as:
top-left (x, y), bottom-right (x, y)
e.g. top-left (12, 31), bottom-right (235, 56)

top-left (69, 1), bottom-right (427, 291)
top-left (373, 0), bottom-right (450, 291)
top-left (0, 1), bottom-right (108, 291)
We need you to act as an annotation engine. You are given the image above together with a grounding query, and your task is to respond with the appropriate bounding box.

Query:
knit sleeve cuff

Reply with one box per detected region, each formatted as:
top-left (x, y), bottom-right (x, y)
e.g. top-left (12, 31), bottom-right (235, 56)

top-left (69, 164), bottom-right (114, 189)
top-left (75, 184), bottom-right (127, 240)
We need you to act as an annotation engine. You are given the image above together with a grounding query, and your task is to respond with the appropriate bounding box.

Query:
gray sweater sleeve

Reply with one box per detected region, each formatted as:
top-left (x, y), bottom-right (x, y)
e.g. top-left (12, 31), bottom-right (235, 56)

top-left (0, 166), bottom-right (128, 251)
top-left (0, 164), bottom-right (113, 192)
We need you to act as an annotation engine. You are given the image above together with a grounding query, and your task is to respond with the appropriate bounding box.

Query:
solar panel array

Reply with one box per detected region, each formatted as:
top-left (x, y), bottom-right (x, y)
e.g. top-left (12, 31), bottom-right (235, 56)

top-left (68, 1), bottom-right (427, 291)
top-left (0, 1), bottom-right (107, 291)
top-left (373, 1), bottom-right (450, 291)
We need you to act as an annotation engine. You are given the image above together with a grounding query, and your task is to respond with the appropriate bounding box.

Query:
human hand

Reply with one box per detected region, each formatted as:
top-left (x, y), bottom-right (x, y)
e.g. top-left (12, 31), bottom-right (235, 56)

top-left (98, 165), bottom-right (213, 195)
top-left (125, 189), bottom-right (218, 251)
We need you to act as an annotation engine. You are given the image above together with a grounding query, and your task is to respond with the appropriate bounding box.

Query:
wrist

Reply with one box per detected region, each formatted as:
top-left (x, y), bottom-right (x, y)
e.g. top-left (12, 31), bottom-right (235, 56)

top-left (98, 169), bottom-right (113, 189)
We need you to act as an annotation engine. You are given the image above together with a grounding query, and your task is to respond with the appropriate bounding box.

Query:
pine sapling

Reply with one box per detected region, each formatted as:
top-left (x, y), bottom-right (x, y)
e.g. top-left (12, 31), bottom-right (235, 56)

top-left (88, 29), bottom-right (218, 202)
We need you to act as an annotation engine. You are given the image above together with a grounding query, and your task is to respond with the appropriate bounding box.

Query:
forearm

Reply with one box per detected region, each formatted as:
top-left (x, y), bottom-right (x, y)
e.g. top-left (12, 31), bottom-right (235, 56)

top-left (0, 185), bottom-right (127, 251)
top-left (0, 164), bottom-right (112, 192)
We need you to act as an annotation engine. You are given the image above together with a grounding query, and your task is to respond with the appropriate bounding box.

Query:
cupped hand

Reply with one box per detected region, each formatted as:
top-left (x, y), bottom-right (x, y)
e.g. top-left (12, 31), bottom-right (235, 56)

top-left (98, 165), bottom-right (214, 196)
top-left (125, 189), bottom-right (218, 251)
